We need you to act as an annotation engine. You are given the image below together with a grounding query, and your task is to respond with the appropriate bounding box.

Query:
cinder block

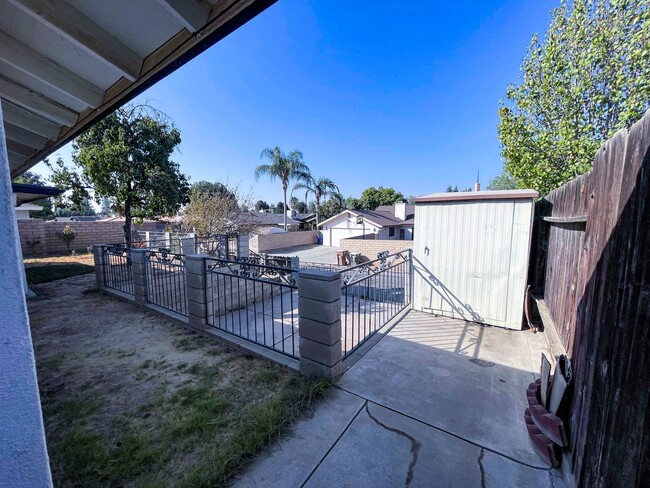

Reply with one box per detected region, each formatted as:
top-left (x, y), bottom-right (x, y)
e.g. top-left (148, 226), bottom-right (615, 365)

top-left (188, 300), bottom-right (207, 317)
top-left (299, 337), bottom-right (341, 367)
top-left (185, 256), bottom-right (206, 274)
top-left (298, 275), bottom-right (341, 302)
top-left (300, 356), bottom-right (340, 379)
top-left (299, 317), bottom-right (341, 345)
top-left (298, 296), bottom-right (341, 323)
top-left (132, 272), bottom-right (147, 286)
top-left (186, 286), bottom-right (206, 305)
top-left (186, 272), bottom-right (206, 289)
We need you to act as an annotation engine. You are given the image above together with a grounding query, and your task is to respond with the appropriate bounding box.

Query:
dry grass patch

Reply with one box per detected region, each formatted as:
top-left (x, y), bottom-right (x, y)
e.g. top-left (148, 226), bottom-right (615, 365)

top-left (24, 253), bottom-right (95, 284)
top-left (29, 274), bottom-right (328, 488)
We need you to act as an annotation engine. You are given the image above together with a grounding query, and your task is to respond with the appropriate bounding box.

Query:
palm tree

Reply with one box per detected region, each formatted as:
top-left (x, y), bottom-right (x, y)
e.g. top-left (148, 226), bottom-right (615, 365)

top-left (293, 176), bottom-right (340, 228)
top-left (255, 147), bottom-right (310, 230)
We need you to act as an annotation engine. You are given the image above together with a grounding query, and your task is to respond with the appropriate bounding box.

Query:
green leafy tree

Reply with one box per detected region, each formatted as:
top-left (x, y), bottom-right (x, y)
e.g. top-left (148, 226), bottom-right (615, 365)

top-left (445, 185), bottom-right (459, 193)
top-left (254, 200), bottom-right (269, 211)
top-left (358, 186), bottom-right (404, 210)
top-left (49, 105), bottom-right (190, 246)
top-left (57, 225), bottom-right (77, 253)
top-left (499, 0), bottom-right (650, 195)
top-left (12, 171), bottom-right (54, 219)
top-left (191, 181), bottom-right (236, 202)
top-left (293, 176), bottom-right (340, 227)
top-left (275, 201), bottom-right (285, 214)
top-left (255, 147), bottom-right (309, 230)
top-left (345, 197), bottom-right (362, 210)
top-left (487, 169), bottom-right (518, 190)
top-left (100, 197), bottom-right (114, 216)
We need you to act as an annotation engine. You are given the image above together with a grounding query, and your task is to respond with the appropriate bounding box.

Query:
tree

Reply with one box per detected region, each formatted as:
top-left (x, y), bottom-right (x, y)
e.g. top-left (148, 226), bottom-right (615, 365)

top-left (275, 201), bottom-right (285, 214)
top-left (255, 147), bottom-right (309, 230)
top-left (191, 181), bottom-right (236, 202)
top-left (100, 197), bottom-right (114, 216)
top-left (445, 186), bottom-right (459, 193)
top-left (358, 186), bottom-right (404, 210)
top-left (57, 225), bottom-right (77, 253)
top-left (487, 169), bottom-right (518, 190)
top-left (498, 0), bottom-right (650, 195)
top-left (345, 197), bottom-right (362, 210)
top-left (49, 105), bottom-right (190, 247)
top-left (182, 182), bottom-right (254, 236)
top-left (254, 200), bottom-right (269, 211)
top-left (12, 171), bottom-right (54, 219)
top-left (293, 175), bottom-right (340, 227)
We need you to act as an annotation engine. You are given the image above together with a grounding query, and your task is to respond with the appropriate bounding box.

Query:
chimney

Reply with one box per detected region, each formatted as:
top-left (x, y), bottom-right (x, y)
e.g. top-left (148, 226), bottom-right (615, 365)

top-left (395, 201), bottom-right (407, 221)
top-left (474, 170), bottom-right (481, 192)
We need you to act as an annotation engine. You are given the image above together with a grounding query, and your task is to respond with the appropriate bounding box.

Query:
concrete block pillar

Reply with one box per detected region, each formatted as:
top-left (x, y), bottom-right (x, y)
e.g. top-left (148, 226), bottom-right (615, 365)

top-left (237, 234), bottom-right (250, 258)
top-left (185, 254), bottom-right (208, 331)
top-left (130, 249), bottom-right (148, 305)
top-left (290, 256), bottom-right (300, 282)
top-left (181, 236), bottom-right (195, 255)
top-left (298, 270), bottom-right (342, 378)
top-left (92, 244), bottom-right (106, 291)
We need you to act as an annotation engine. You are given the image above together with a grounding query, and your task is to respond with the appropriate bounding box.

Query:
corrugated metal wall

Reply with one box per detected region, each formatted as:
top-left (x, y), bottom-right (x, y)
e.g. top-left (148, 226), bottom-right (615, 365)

top-left (413, 199), bottom-right (534, 329)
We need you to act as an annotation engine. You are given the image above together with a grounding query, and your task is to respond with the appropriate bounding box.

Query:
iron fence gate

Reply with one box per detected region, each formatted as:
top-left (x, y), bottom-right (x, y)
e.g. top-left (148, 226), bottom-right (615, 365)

top-left (102, 245), bottom-right (134, 296)
top-left (340, 250), bottom-right (412, 358)
top-left (206, 257), bottom-right (298, 358)
top-left (195, 235), bottom-right (238, 259)
top-left (145, 249), bottom-right (188, 316)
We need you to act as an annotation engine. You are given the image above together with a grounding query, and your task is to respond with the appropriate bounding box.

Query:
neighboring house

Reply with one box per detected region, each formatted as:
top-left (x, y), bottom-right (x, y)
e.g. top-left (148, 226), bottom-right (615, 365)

top-left (15, 203), bottom-right (42, 220)
top-left (236, 210), bottom-right (315, 232)
top-left (319, 202), bottom-right (414, 247)
top-left (51, 215), bottom-right (104, 222)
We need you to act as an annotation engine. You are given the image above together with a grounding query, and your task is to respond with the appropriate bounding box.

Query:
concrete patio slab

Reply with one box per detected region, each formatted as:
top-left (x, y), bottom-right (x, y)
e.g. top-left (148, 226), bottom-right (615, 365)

top-left (337, 312), bottom-right (549, 468)
top-left (305, 402), bottom-right (551, 488)
top-left (266, 244), bottom-right (339, 264)
top-left (233, 389), bottom-right (365, 487)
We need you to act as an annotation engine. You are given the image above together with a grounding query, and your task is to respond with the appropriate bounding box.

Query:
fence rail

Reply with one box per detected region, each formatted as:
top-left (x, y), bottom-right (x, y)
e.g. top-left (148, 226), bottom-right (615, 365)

top-left (341, 250), bottom-right (411, 358)
top-left (145, 249), bottom-right (188, 316)
top-left (206, 257), bottom-right (299, 358)
top-left (102, 245), bottom-right (134, 295)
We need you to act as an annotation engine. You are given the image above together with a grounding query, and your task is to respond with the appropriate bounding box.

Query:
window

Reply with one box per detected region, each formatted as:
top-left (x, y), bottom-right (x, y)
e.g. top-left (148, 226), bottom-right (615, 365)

top-left (399, 228), bottom-right (405, 240)
top-left (389, 227), bottom-right (395, 237)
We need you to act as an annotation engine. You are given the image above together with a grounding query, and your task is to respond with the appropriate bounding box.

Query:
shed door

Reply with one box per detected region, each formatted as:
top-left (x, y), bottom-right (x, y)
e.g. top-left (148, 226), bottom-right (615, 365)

top-left (413, 200), bottom-right (533, 329)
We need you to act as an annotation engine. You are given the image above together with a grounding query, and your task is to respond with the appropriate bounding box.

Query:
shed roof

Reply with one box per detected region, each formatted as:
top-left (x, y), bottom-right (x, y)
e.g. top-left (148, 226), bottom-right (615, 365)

top-left (412, 190), bottom-right (539, 203)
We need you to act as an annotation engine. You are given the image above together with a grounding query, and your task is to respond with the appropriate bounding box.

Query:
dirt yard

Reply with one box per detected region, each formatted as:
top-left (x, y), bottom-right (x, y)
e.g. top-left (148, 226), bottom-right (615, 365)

top-left (29, 274), bottom-right (326, 487)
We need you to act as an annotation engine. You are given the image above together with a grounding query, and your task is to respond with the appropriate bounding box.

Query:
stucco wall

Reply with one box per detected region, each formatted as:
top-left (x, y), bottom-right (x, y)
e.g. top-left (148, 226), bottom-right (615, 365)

top-left (249, 230), bottom-right (318, 253)
top-left (18, 220), bottom-right (160, 256)
top-left (0, 102), bottom-right (53, 487)
top-left (339, 237), bottom-right (413, 261)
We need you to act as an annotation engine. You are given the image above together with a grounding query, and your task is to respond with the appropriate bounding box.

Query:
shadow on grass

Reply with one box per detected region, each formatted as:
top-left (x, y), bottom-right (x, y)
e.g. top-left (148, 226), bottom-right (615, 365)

top-left (25, 263), bottom-right (94, 284)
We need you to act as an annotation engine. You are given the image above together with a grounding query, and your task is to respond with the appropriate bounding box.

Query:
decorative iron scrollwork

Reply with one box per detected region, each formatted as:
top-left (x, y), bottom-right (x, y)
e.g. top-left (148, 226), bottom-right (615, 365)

top-left (148, 248), bottom-right (184, 265)
top-left (207, 257), bottom-right (296, 286)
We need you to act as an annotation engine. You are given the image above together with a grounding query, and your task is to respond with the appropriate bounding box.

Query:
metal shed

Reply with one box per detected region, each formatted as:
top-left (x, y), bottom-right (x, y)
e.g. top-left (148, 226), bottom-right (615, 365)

top-left (411, 190), bottom-right (538, 330)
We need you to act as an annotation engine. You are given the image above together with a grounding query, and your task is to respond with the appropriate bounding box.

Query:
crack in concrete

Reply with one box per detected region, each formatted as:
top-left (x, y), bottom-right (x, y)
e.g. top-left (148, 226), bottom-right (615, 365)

top-left (365, 403), bottom-right (421, 487)
top-left (478, 448), bottom-right (486, 488)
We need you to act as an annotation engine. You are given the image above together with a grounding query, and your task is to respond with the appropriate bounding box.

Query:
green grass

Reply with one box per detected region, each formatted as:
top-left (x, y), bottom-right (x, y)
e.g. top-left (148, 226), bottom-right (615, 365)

top-left (45, 353), bottom-right (330, 488)
top-left (25, 263), bottom-right (94, 284)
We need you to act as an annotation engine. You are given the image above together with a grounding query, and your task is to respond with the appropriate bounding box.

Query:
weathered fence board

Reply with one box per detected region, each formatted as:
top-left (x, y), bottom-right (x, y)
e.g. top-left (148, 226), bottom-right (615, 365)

top-left (530, 110), bottom-right (650, 488)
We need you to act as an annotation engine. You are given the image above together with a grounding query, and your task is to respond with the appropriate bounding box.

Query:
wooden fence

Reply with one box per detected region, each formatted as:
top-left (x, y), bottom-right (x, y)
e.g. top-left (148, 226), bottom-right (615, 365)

top-left (529, 110), bottom-right (650, 487)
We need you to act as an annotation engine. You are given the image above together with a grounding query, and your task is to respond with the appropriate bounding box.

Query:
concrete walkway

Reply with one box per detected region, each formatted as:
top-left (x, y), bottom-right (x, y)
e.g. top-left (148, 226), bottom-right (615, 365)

top-left (266, 244), bottom-right (339, 264)
top-left (235, 312), bottom-right (562, 488)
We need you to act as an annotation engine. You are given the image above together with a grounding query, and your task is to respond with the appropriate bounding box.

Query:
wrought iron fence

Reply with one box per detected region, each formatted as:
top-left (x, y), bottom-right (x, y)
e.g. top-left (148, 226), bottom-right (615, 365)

top-left (103, 245), bottom-right (134, 295)
top-left (300, 261), bottom-right (348, 272)
top-left (145, 249), bottom-right (188, 316)
top-left (341, 250), bottom-right (411, 358)
top-left (206, 257), bottom-right (298, 358)
top-left (195, 235), bottom-right (238, 259)
top-left (248, 251), bottom-right (295, 269)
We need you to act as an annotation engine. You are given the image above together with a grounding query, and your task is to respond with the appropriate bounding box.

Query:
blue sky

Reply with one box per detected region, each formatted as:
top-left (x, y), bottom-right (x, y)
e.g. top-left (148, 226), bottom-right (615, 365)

top-left (32, 0), bottom-right (556, 204)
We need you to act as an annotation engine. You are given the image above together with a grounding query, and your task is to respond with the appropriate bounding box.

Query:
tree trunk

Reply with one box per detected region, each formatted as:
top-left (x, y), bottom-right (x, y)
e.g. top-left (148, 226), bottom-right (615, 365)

top-left (315, 198), bottom-right (320, 228)
top-left (282, 182), bottom-right (288, 231)
top-left (124, 201), bottom-right (132, 248)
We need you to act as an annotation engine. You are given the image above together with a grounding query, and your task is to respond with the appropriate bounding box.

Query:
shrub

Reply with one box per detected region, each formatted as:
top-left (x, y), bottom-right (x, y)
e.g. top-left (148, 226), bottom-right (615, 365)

top-left (58, 225), bottom-right (77, 254)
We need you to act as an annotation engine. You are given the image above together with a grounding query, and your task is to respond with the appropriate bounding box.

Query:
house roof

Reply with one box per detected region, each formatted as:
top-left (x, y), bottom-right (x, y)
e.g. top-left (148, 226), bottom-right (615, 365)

top-left (50, 215), bottom-right (104, 222)
top-left (12, 182), bottom-right (65, 204)
top-left (319, 204), bottom-right (416, 229)
top-left (15, 203), bottom-right (42, 211)
top-left (236, 212), bottom-right (301, 227)
top-left (2, 0), bottom-right (277, 178)
top-left (412, 190), bottom-right (539, 203)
